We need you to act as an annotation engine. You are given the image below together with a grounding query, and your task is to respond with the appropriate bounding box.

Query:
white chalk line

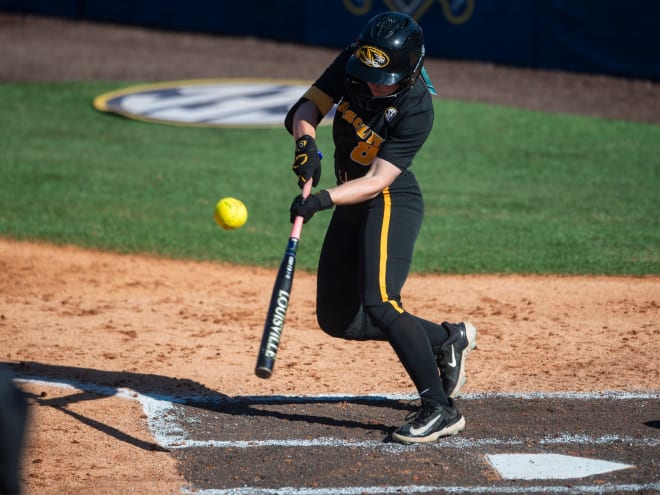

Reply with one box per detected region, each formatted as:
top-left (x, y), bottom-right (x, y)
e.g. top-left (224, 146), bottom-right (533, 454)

top-left (166, 433), bottom-right (660, 451)
top-left (17, 376), bottom-right (658, 403)
top-left (180, 483), bottom-right (660, 494)
top-left (15, 376), bottom-right (660, 450)
top-left (15, 377), bottom-right (660, 494)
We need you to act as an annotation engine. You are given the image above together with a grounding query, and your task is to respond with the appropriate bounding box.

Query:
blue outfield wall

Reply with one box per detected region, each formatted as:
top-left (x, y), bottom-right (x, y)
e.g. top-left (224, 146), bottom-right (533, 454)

top-left (2, 0), bottom-right (659, 81)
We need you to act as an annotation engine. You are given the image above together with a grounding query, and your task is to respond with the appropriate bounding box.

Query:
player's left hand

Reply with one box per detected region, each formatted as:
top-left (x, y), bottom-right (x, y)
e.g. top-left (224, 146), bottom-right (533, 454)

top-left (289, 190), bottom-right (333, 223)
top-left (292, 135), bottom-right (322, 188)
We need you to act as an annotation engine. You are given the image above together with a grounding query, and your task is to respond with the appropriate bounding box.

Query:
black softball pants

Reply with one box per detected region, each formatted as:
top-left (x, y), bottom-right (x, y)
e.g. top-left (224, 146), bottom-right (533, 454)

top-left (316, 182), bottom-right (451, 406)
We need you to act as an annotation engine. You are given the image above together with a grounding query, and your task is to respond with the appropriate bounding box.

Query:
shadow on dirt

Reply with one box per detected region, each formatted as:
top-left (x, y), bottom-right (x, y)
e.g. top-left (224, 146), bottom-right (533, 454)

top-left (6, 361), bottom-right (411, 449)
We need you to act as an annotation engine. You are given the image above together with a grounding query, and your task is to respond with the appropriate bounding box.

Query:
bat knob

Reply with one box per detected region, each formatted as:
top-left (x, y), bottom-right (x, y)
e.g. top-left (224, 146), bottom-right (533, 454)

top-left (255, 367), bottom-right (273, 379)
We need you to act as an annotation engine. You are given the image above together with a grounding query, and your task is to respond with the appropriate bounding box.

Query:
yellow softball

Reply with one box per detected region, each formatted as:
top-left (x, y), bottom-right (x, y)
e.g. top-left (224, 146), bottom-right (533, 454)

top-left (214, 197), bottom-right (248, 230)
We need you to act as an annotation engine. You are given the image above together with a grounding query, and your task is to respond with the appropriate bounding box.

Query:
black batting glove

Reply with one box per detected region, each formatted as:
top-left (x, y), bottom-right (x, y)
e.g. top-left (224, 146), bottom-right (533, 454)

top-left (289, 189), bottom-right (333, 223)
top-left (292, 135), bottom-right (322, 188)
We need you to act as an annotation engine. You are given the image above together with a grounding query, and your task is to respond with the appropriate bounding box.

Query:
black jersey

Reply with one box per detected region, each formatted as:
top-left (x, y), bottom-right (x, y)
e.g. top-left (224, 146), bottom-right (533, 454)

top-left (285, 45), bottom-right (434, 186)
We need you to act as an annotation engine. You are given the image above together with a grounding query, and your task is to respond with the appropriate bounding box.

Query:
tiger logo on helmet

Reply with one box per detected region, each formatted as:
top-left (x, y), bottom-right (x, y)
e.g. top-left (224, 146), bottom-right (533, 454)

top-left (356, 46), bottom-right (390, 69)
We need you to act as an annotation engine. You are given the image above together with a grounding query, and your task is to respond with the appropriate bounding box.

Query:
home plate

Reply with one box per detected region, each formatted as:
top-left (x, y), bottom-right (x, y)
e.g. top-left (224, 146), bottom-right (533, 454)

top-left (486, 453), bottom-right (634, 480)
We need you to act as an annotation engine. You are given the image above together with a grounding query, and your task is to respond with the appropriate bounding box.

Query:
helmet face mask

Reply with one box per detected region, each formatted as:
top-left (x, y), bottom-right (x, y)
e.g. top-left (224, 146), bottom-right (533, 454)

top-left (344, 73), bottom-right (403, 113)
top-left (345, 12), bottom-right (425, 111)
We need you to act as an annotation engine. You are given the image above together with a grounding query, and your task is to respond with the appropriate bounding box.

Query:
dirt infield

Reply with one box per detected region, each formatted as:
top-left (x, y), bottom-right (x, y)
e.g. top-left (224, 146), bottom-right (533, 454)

top-left (3, 241), bottom-right (659, 493)
top-left (1, 13), bottom-right (659, 495)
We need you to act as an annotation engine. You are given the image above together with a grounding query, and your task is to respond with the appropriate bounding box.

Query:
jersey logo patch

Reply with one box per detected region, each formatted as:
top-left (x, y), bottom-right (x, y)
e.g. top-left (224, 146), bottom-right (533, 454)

top-left (384, 107), bottom-right (399, 122)
top-left (356, 45), bottom-right (390, 68)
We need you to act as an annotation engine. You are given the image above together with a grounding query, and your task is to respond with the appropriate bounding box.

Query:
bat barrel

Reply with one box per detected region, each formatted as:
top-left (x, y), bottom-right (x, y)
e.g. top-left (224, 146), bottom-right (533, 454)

top-left (254, 240), bottom-right (298, 379)
top-left (254, 181), bottom-right (311, 380)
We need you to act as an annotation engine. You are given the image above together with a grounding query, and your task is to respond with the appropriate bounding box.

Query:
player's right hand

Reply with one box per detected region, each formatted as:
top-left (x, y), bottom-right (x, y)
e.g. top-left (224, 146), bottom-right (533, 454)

top-left (289, 190), bottom-right (333, 223)
top-left (292, 135), bottom-right (321, 188)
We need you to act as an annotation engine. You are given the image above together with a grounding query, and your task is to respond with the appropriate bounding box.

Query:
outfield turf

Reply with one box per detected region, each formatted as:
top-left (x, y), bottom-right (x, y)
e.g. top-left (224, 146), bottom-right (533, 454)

top-left (1, 82), bottom-right (658, 274)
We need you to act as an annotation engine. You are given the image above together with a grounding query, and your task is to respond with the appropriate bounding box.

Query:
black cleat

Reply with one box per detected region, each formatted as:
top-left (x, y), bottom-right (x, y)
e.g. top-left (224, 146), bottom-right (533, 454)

top-left (435, 322), bottom-right (477, 398)
top-left (392, 399), bottom-right (465, 444)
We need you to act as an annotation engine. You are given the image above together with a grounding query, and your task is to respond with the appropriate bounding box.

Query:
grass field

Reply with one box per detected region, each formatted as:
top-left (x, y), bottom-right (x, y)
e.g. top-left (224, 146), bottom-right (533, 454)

top-left (1, 82), bottom-right (658, 274)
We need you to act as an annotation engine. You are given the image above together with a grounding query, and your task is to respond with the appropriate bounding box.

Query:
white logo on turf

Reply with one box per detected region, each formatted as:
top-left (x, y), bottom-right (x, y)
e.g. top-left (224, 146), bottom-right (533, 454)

top-left (93, 79), bottom-right (335, 128)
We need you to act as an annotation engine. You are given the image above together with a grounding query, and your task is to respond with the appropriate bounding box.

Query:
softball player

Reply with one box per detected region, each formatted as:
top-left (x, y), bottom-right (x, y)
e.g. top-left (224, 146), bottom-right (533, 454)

top-left (286, 11), bottom-right (476, 444)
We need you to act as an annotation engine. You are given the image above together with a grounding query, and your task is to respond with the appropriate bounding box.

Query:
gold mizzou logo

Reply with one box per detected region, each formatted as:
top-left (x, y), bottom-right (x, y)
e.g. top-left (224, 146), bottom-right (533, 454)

top-left (356, 45), bottom-right (390, 68)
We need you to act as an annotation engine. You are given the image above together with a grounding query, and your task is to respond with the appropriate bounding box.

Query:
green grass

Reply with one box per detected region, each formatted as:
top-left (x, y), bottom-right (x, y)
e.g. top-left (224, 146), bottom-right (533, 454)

top-left (1, 82), bottom-right (658, 274)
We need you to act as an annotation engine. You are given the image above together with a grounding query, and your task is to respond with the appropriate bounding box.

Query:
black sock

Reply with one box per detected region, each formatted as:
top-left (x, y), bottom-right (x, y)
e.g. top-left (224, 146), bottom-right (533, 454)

top-left (384, 312), bottom-right (449, 407)
top-left (413, 316), bottom-right (450, 348)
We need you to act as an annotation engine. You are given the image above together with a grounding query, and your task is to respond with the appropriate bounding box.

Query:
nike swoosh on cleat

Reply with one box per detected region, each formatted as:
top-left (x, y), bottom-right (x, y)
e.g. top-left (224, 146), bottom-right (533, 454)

top-left (409, 415), bottom-right (442, 436)
top-left (447, 345), bottom-right (457, 368)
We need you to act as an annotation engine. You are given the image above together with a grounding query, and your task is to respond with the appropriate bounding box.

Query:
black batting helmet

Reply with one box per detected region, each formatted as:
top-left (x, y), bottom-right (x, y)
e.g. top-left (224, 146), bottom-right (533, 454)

top-left (346, 11), bottom-right (425, 87)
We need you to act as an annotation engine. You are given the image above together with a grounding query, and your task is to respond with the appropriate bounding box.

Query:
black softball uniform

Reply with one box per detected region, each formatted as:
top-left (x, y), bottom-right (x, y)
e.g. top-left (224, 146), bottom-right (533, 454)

top-left (286, 46), bottom-right (452, 405)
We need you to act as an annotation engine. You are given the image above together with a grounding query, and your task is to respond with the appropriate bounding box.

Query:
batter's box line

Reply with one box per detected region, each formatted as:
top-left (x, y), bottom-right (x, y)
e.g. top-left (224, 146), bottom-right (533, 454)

top-left (190, 390), bottom-right (660, 405)
top-left (177, 481), bottom-right (660, 494)
top-left (14, 377), bottom-right (660, 405)
top-left (14, 377), bottom-right (660, 451)
top-left (164, 433), bottom-right (660, 451)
